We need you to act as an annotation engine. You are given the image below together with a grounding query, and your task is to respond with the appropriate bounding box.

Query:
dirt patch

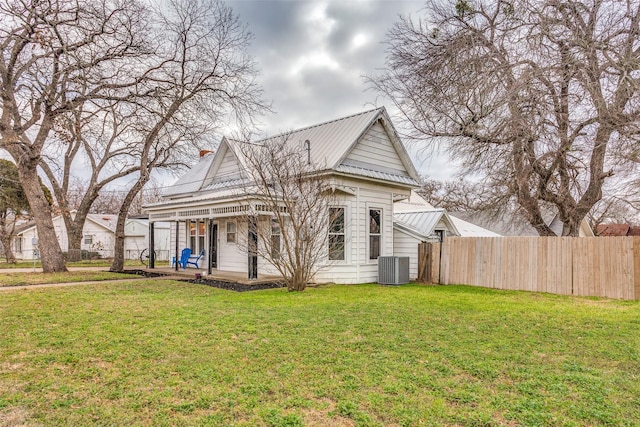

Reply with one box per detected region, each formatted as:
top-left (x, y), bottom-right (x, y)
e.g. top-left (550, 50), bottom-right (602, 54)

top-left (187, 277), bottom-right (284, 292)
top-left (119, 269), bottom-right (285, 292)
top-left (0, 408), bottom-right (38, 427)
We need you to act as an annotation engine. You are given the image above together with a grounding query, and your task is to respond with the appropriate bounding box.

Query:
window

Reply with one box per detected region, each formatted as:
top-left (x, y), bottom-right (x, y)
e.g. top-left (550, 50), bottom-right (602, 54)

top-left (84, 235), bottom-right (93, 245)
top-left (198, 221), bottom-right (205, 252)
top-left (369, 209), bottom-right (381, 260)
top-left (189, 220), bottom-right (197, 250)
top-left (271, 218), bottom-right (281, 259)
top-left (14, 237), bottom-right (22, 253)
top-left (226, 221), bottom-right (236, 243)
top-left (328, 207), bottom-right (345, 261)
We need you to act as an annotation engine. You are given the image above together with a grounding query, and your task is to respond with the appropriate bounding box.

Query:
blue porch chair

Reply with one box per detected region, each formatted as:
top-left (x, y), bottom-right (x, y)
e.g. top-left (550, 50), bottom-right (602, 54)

top-left (178, 248), bottom-right (192, 269)
top-left (186, 249), bottom-right (205, 269)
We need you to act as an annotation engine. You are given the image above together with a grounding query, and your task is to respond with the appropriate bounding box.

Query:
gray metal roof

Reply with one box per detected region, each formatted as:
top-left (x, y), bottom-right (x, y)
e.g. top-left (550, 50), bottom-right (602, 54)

top-left (334, 164), bottom-right (420, 186)
top-left (393, 210), bottom-right (460, 238)
top-left (159, 107), bottom-right (420, 203)
top-left (256, 108), bottom-right (384, 169)
top-left (163, 153), bottom-right (216, 196)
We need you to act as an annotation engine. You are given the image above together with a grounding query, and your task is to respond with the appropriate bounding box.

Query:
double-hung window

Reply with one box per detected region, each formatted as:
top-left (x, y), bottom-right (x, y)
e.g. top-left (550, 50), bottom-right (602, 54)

top-left (369, 208), bottom-right (381, 260)
top-left (271, 218), bottom-right (281, 259)
top-left (226, 221), bottom-right (237, 243)
top-left (328, 207), bottom-right (345, 261)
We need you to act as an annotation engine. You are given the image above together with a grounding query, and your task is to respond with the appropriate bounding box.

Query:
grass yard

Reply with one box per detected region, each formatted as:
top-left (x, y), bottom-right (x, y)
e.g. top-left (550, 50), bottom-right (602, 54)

top-left (0, 282), bottom-right (639, 426)
top-left (0, 271), bottom-right (134, 287)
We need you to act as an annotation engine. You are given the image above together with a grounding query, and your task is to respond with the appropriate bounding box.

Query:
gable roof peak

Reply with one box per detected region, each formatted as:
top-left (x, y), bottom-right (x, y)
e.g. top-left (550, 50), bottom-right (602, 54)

top-left (255, 107), bottom-right (385, 144)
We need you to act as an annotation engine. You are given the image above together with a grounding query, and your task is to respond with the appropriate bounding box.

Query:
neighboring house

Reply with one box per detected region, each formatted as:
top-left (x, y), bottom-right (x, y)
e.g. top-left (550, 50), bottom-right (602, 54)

top-left (145, 107), bottom-right (422, 284)
top-left (596, 223), bottom-right (640, 236)
top-left (12, 212), bottom-right (170, 260)
top-left (450, 211), bottom-right (595, 237)
top-left (125, 217), bottom-right (171, 261)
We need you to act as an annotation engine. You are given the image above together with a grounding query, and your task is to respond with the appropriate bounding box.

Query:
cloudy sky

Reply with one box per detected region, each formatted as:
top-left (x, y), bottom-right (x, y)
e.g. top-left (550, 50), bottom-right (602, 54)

top-left (226, 0), bottom-right (454, 179)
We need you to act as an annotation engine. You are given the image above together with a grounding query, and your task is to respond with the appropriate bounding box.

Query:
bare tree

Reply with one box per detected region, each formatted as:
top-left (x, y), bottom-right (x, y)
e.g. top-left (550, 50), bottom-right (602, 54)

top-left (418, 176), bottom-right (486, 211)
top-left (239, 137), bottom-right (339, 291)
top-left (108, 0), bottom-right (266, 272)
top-left (371, 0), bottom-right (640, 236)
top-left (0, 160), bottom-right (30, 262)
top-left (0, 0), bottom-right (151, 271)
top-left (39, 101), bottom-right (153, 260)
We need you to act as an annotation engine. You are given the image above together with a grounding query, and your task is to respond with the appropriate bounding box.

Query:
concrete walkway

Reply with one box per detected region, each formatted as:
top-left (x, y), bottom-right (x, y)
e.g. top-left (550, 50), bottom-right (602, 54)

top-left (0, 266), bottom-right (111, 274)
top-left (0, 277), bottom-right (152, 292)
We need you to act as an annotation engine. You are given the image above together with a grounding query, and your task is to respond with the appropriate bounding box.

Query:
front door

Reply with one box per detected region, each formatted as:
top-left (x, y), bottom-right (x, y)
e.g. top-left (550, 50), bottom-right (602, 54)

top-left (248, 217), bottom-right (258, 279)
top-left (208, 222), bottom-right (217, 274)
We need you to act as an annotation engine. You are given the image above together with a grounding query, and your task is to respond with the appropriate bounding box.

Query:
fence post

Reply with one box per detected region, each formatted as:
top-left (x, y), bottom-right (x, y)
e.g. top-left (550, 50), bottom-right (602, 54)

top-left (417, 242), bottom-right (427, 282)
top-left (432, 241), bottom-right (441, 284)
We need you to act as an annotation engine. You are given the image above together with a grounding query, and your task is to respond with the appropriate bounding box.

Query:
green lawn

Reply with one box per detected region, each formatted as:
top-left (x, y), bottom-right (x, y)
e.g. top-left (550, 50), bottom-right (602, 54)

top-left (0, 271), bottom-right (135, 287)
top-left (0, 282), bottom-right (638, 426)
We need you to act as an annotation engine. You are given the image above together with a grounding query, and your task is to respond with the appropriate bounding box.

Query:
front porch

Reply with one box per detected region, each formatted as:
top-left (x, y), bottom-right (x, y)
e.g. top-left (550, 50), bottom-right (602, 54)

top-left (134, 265), bottom-right (283, 286)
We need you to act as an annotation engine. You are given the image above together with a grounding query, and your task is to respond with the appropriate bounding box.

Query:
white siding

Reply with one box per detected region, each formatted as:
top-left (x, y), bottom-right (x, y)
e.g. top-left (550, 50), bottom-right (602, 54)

top-left (216, 218), bottom-right (247, 273)
top-left (215, 147), bottom-right (242, 182)
top-left (343, 122), bottom-right (406, 174)
top-left (393, 229), bottom-right (421, 280)
top-left (314, 180), bottom-right (399, 284)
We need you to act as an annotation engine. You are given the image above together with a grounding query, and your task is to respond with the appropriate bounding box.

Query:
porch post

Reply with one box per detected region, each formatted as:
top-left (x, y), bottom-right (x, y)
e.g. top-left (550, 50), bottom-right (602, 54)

top-left (175, 220), bottom-right (180, 271)
top-left (208, 218), bottom-right (213, 275)
top-left (149, 222), bottom-right (155, 269)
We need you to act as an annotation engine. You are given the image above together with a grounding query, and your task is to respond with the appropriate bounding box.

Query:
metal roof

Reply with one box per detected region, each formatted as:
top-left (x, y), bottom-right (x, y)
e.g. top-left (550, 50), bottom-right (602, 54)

top-left (163, 153), bottom-right (216, 197)
top-left (334, 164), bottom-right (420, 186)
top-left (158, 107), bottom-right (421, 205)
top-left (255, 108), bottom-right (384, 169)
top-left (393, 210), bottom-right (460, 238)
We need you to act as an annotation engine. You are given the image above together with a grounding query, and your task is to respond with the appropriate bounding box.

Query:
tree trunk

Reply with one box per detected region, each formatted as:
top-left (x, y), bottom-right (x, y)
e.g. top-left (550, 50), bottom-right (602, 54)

top-left (110, 177), bottom-right (148, 272)
top-left (63, 213), bottom-right (88, 262)
top-left (0, 232), bottom-right (16, 263)
top-left (16, 162), bottom-right (67, 272)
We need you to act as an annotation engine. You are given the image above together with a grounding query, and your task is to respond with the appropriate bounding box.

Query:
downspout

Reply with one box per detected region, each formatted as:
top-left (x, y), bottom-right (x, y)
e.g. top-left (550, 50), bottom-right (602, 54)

top-left (356, 186), bottom-right (360, 283)
top-left (174, 221), bottom-right (179, 272)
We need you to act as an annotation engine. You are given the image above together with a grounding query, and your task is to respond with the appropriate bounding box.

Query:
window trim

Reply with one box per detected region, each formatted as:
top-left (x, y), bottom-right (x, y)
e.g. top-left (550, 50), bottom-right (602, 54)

top-left (226, 220), bottom-right (237, 243)
top-left (328, 206), bottom-right (346, 262)
top-left (368, 207), bottom-right (382, 261)
top-left (270, 217), bottom-right (281, 259)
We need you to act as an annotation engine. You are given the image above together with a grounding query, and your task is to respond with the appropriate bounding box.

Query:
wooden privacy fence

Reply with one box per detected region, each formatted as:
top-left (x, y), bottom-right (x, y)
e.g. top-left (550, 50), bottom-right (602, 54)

top-left (419, 237), bottom-right (640, 300)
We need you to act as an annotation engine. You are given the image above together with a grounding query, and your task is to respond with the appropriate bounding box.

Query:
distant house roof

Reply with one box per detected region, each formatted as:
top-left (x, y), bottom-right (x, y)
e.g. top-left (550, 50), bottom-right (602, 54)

top-left (86, 214), bottom-right (118, 232)
top-left (159, 107), bottom-right (421, 200)
top-left (449, 216), bottom-right (502, 237)
top-left (450, 211), bottom-right (594, 237)
top-left (15, 213), bottom-right (133, 236)
top-left (597, 223), bottom-right (632, 236)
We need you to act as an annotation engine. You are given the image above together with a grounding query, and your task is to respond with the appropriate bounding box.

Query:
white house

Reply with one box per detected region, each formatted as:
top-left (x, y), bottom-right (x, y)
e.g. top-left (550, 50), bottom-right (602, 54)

top-left (145, 107), bottom-right (423, 283)
top-left (13, 213), bottom-right (171, 260)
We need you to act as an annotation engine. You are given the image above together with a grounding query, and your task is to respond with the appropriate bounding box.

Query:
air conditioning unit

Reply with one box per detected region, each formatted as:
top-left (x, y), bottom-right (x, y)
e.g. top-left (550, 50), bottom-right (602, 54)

top-left (377, 256), bottom-right (410, 285)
